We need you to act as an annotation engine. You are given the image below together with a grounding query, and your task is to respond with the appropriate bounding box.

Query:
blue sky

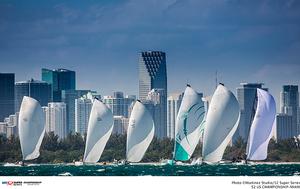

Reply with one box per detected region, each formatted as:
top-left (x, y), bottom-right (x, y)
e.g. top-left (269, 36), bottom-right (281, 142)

top-left (0, 0), bottom-right (299, 107)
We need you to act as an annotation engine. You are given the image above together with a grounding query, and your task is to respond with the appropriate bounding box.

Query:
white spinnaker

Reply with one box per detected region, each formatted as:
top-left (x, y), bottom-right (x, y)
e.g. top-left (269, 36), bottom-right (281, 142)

top-left (18, 96), bottom-right (45, 160)
top-left (202, 85), bottom-right (240, 163)
top-left (83, 99), bottom-right (114, 163)
top-left (173, 86), bottom-right (205, 161)
top-left (126, 101), bottom-right (155, 162)
top-left (246, 88), bottom-right (276, 160)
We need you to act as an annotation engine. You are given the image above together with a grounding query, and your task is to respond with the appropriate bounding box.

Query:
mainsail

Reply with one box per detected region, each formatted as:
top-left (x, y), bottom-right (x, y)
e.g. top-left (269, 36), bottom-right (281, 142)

top-left (18, 96), bottom-right (45, 160)
top-left (202, 84), bottom-right (240, 163)
top-left (83, 99), bottom-right (114, 163)
top-left (126, 100), bottom-right (155, 162)
top-left (246, 88), bottom-right (276, 161)
top-left (173, 85), bottom-right (205, 161)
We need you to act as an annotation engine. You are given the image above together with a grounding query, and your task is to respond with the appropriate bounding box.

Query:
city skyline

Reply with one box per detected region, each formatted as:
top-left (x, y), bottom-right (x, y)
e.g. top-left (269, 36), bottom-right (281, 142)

top-left (0, 0), bottom-right (299, 108)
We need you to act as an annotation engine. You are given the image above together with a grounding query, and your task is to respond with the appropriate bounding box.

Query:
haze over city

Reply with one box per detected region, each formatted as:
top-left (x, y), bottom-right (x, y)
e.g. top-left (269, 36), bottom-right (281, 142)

top-left (1, 0), bottom-right (300, 106)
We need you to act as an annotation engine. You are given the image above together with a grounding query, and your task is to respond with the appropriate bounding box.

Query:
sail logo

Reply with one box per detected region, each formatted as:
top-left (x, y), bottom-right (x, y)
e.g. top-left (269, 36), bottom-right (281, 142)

top-left (129, 119), bottom-right (136, 128)
top-left (179, 103), bottom-right (205, 143)
top-left (97, 117), bottom-right (102, 121)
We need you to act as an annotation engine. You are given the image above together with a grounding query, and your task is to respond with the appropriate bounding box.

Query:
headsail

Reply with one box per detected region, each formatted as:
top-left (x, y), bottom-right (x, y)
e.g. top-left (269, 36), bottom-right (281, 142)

top-left (202, 84), bottom-right (240, 163)
top-left (83, 99), bottom-right (114, 163)
top-left (18, 96), bottom-right (45, 160)
top-left (126, 100), bottom-right (155, 162)
top-left (246, 88), bottom-right (276, 160)
top-left (173, 86), bottom-right (205, 161)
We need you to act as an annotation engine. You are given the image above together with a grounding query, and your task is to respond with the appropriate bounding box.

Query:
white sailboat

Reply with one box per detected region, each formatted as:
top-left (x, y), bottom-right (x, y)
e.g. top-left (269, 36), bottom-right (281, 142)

top-left (173, 85), bottom-right (205, 162)
top-left (246, 88), bottom-right (276, 161)
top-left (202, 84), bottom-right (240, 163)
top-left (83, 99), bottom-right (114, 163)
top-left (126, 100), bottom-right (155, 163)
top-left (18, 96), bottom-right (46, 161)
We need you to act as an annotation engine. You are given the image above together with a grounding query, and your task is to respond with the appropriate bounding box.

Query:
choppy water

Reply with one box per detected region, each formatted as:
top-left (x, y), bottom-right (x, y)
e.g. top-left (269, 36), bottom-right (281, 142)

top-left (1, 163), bottom-right (300, 176)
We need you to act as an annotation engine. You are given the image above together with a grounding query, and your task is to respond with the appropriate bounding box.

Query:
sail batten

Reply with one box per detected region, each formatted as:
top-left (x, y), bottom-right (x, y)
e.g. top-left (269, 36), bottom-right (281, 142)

top-left (18, 96), bottom-right (45, 161)
top-left (246, 88), bottom-right (276, 161)
top-left (126, 101), bottom-right (155, 162)
top-left (202, 85), bottom-right (240, 163)
top-left (83, 99), bottom-right (114, 163)
top-left (173, 86), bottom-right (205, 161)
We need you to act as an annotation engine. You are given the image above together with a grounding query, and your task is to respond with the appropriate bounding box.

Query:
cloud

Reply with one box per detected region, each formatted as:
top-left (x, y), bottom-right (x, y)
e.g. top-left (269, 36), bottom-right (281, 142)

top-left (0, 0), bottom-right (299, 97)
top-left (254, 63), bottom-right (300, 84)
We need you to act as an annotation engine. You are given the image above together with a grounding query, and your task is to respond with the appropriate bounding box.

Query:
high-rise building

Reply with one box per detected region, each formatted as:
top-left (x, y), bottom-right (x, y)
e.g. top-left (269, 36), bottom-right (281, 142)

top-left (15, 79), bottom-right (52, 112)
top-left (42, 68), bottom-right (76, 102)
top-left (44, 102), bottom-right (67, 139)
top-left (276, 113), bottom-right (293, 140)
top-left (139, 51), bottom-right (167, 139)
top-left (75, 96), bottom-right (92, 136)
top-left (1, 112), bottom-right (19, 138)
top-left (0, 122), bottom-right (6, 136)
top-left (143, 88), bottom-right (167, 139)
top-left (113, 116), bottom-right (129, 135)
top-left (233, 83), bottom-right (267, 142)
top-left (280, 85), bottom-right (299, 136)
top-left (103, 92), bottom-right (135, 118)
top-left (167, 92), bottom-right (184, 139)
top-left (139, 51), bottom-right (167, 101)
top-left (62, 89), bottom-right (92, 134)
top-left (0, 73), bottom-right (15, 121)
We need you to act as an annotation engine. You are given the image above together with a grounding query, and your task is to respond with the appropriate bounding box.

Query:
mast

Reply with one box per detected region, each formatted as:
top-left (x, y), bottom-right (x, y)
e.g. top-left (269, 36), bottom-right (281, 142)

top-left (215, 71), bottom-right (218, 89)
top-left (29, 79), bottom-right (31, 97)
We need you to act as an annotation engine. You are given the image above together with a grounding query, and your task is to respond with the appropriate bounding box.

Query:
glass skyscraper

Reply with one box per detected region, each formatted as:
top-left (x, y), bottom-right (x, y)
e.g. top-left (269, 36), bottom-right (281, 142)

top-left (42, 68), bottom-right (76, 102)
top-left (15, 79), bottom-right (52, 112)
top-left (0, 73), bottom-right (15, 121)
top-left (280, 85), bottom-right (299, 136)
top-left (139, 51), bottom-right (167, 138)
top-left (276, 113), bottom-right (293, 140)
top-left (139, 51), bottom-right (167, 101)
top-left (62, 89), bottom-right (92, 134)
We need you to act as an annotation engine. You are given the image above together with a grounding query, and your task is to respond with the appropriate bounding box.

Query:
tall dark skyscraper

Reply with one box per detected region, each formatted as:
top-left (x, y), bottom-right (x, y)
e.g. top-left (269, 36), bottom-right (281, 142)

top-left (139, 51), bottom-right (167, 138)
top-left (0, 73), bottom-right (15, 121)
top-left (42, 68), bottom-right (76, 102)
top-left (233, 83), bottom-right (267, 142)
top-left (280, 85), bottom-right (299, 136)
top-left (15, 79), bottom-right (52, 112)
top-left (139, 51), bottom-right (167, 101)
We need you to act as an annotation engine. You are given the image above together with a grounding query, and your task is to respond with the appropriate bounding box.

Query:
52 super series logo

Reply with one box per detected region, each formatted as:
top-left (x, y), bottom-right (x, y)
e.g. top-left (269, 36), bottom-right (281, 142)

top-left (2, 181), bottom-right (22, 186)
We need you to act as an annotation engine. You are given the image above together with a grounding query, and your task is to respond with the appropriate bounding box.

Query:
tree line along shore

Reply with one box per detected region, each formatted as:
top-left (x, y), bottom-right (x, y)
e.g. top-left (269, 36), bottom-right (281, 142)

top-left (0, 132), bottom-right (299, 163)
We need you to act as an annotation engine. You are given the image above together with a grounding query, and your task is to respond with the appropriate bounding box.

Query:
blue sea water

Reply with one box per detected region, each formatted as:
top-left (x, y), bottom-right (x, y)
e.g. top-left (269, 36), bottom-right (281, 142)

top-left (1, 163), bottom-right (300, 176)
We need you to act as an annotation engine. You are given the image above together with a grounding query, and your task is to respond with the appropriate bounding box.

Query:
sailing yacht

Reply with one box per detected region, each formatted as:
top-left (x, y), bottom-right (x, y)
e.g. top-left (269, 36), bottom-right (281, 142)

top-left (202, 84), bottom-right (240, 164)
top-left (245, 88), bottom-right (276, 162)
top-left (18, 96), bottom-right (46, 165)
top-left (126, 100), bottom-right (155, 164)
top-left (172, 85), bottom-right (205, 164)
top-left (83, 99), bottom-right (114, 164)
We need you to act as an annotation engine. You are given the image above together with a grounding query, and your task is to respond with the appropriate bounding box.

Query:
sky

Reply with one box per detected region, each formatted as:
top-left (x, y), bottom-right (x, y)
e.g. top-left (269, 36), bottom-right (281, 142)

top-left (0, 0), bottom-right (299, 108)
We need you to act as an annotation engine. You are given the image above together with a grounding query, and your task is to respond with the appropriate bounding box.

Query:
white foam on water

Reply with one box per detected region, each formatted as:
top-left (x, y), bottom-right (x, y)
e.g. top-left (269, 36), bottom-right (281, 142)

top-left (58, 172), bottom-right (73, 176)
